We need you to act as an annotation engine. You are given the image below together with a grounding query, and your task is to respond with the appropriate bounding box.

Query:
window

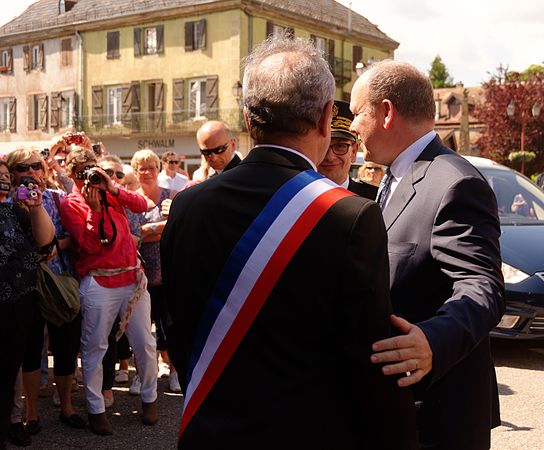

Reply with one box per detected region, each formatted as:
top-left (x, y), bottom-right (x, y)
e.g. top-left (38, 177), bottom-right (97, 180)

top-left (314, 37), bottom-right (326, 56)
top-left (1, 51), bottom-right (8, 68)
top-left (0, 99), bottom-right (9, 131)
top-left (52, 91), bottom-right (75, 129)
top-left (0, 49), bottom-right (11, 74)
top-left (107, 31), bottom-right (120, 59)
top-left (188, 78), bottom-right (206, 119)
top-left (23, 44), bottom-right (44, 72)
top-left (134, 26), bottom-right (164, 56)
top-left (352, 45), bottom-right (362, 71)
top-left (28, 94), bottom-right (47, 131)
top-left (61, 39), bottom-right (72, 66)
top-left (266, 22), bottom-right (294, 39)
top-left (106, 86), bottom-right (123, 125)
top-left (184, 20), bottom-right (206, 51)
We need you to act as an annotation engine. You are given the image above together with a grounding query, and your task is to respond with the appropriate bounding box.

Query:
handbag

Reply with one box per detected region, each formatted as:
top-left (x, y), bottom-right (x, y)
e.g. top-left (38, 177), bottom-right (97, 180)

top-left (36, 239), bottom-right (80, 327)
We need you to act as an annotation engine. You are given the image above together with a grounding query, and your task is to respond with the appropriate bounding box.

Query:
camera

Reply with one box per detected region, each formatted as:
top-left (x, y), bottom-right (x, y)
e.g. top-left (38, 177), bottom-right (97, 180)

top-left (16, 176), bottom-right (39, 201)
top-left (40, 148), bottom-right (49, 158)
top-left (79, 167), bottom-right (103, 185)
top-left (92, 143), bottom-right (101, 156)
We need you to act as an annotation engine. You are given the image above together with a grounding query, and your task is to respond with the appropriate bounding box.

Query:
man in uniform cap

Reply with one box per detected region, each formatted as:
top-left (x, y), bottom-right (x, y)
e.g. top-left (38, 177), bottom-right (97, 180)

top-left (318, 100), bottom-right (377, 199)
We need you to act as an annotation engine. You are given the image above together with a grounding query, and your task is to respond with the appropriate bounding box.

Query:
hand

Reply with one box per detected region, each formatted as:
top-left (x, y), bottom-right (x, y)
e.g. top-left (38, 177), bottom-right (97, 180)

top-left (370, 314), bottom-right (433, 387)
top-left (82, 183), bottom-right (102, 212)
top-left (89, 167), bottom-right (119, 196)
top-left (161, 198), bottom-right (172, 217)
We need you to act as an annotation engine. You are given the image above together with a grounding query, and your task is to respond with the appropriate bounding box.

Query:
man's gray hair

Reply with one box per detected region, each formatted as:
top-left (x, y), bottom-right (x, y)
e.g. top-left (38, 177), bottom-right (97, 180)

top-left (364, 60), bottom-right (435, 121)
top-left (242, 34), bottom-right (335, 142)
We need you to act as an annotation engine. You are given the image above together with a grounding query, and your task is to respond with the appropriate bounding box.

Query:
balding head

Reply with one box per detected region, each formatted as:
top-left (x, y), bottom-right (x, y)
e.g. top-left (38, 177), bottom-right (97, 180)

top-left (196, 121), bottom-right (236, 172)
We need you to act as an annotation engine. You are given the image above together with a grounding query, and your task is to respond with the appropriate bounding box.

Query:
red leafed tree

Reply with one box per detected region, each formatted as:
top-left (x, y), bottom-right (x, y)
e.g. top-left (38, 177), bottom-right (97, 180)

top-left (476, 71), bottom-right (544, 174)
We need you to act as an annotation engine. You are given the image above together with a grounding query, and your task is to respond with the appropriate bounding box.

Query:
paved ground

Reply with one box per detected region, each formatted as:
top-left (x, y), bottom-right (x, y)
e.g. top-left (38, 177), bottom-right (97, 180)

top-left (6, 366), bottom-right (182, 449)
top-left (7, 339), bottom-right (544, 449)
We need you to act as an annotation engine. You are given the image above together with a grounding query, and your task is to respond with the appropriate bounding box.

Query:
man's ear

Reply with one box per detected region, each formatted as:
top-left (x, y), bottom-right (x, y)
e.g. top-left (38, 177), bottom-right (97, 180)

top-left (318, 100), bottom-right (334, 138)
top-left (382, 99), bottom-right (394, 129)
top-left (350, 142), bottom-right (358, 163)
top-left (242, 107), bottom-right (251, 133)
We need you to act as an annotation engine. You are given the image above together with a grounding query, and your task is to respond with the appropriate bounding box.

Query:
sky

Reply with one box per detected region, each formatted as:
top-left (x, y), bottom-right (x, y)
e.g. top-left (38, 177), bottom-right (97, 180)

top-left (1, 0), bottom-right (543, 87)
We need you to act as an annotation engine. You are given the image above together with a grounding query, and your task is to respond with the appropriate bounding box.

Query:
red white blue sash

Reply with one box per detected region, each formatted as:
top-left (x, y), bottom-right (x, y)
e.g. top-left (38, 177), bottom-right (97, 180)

top-left (179, 170), bottom-right (354, 439)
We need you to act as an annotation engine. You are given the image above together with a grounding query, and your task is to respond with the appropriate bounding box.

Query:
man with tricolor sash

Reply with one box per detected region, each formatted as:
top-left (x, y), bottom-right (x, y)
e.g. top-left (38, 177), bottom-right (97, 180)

top-left (161, 34), bottom-right (418, 450)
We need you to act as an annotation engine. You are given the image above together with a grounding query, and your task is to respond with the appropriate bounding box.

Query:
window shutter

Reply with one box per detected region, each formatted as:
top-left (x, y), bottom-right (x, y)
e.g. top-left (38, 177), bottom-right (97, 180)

top-left (23, 46), bottom-right (30, 72)
top-left (8, 97), bottom-right (16, 132)
top-left (121, 83), bottom-right (132, 128)
top-left (61, 39), bottom-right (72, 66)
top-left (107, 32), bottom-right (120, 59)
top-left (184, 22), bottom-right (194, 52)
top-left (38, 43), bottom-right (45, 70)
top-left (327, 39), bottom-right (335, 68)
top-left (266, 21), bottom-right (274, 37)
top-left (51, 91), bottom-right (60, 128)
top-left (72, 91), bottom-right (79, 127)
top-left (27, 95), bottom-right (34, 130)
top-left (39, 94), bottom-right (48, 131)
top-left (205, 75), bottom-right (218, 119)
top-left (130, 81), bottom-right (140, 130)
top-left (134, 28), bottom-right (142, 56)
top-left (154, 82), bottom-right (165, 129)
top-left (92, 86), bottom-right (103, 126)
top-left (6, 48), bottom-right (13, 74)
top-left (156, 25), bottom-right (164, 54)
top-left (172, 78), bottom-right (185, 122)
top-left (195, 19), bottom-right (206, 50)
top-left (352, 45), bottom-right (362, 71)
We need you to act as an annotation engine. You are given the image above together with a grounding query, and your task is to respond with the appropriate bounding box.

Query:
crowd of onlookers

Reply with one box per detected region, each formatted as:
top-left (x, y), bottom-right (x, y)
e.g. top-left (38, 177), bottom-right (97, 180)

top-left (0, 127), bottom-right (232, 447)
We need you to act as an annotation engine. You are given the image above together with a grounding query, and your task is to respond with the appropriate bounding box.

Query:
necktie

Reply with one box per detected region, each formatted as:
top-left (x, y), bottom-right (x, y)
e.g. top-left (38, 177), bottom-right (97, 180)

top-left (376, 167), bottom-right (393, 210)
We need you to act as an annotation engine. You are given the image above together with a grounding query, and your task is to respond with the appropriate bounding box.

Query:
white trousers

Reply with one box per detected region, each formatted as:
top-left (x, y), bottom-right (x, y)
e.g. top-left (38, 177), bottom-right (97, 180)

top-left (79, 275), bottom-right (157, 414)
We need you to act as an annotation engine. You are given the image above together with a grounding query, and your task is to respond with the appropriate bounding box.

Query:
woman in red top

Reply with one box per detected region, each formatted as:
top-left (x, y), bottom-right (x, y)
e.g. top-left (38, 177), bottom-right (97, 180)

top-left (59, 147), bottom-right (158, 435)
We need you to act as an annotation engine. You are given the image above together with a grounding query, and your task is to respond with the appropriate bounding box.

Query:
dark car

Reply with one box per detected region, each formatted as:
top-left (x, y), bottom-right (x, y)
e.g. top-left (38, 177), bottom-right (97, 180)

top-left (465, 156), bottom-right (544, 339)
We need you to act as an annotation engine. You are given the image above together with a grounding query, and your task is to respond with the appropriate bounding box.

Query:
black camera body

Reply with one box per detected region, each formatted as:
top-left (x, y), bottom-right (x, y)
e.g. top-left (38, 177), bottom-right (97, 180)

top-left (40, 148), bottom-right (50, 158)
top-left (80, 167), bottom-right (103, 185)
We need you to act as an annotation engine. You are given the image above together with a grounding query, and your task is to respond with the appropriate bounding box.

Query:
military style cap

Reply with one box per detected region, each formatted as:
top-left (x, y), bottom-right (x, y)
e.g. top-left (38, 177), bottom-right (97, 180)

top-left (330, 100), bottom-right (357, 141)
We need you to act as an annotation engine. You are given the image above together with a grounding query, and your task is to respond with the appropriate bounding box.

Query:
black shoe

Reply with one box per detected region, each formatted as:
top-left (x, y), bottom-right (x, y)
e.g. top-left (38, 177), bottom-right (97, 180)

top-left (24, 419), bottom-right (41, 435)
top-left (59, 412), bottom-right (86, 429)
top-left (8, 422), bottom-right (32, 446)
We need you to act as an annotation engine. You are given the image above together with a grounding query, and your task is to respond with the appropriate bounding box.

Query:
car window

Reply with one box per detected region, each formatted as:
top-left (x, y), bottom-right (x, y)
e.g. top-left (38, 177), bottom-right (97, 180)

top-left (480, 167), bottom-right (544, 224)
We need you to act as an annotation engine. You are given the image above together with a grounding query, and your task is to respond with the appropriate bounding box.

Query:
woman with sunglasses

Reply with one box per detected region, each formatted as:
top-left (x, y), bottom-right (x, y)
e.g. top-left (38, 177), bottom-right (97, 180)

top-left (0, 158), bottom-right (54, 449)
top-left (60, 147), bottom-right (158, 435)
top-left (130, 149), bottom-right (181, 394)
top-left (6, 148), bottom-right (86, 433)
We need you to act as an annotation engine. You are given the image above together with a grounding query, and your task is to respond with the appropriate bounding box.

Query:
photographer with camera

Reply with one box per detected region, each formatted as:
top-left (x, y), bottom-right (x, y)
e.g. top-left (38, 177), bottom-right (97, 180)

top-left (6, 148), bottom-right (85, 443)
top-left (0, 158), bottom-right (55, 449)
top-left (59, 147), bottom-right (158, 435)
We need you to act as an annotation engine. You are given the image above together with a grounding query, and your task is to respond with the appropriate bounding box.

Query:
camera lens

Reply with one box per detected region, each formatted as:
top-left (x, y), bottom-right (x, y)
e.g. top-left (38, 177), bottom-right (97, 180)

top-left (88, 171), bottom-right (102, 185)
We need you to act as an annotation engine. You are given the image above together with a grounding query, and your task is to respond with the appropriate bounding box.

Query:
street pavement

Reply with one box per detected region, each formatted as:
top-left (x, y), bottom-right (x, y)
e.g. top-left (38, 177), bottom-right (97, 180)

top-left (7, 340), bottom-right (543, 449)
top-left (6, 367), bottom-right (183, 449)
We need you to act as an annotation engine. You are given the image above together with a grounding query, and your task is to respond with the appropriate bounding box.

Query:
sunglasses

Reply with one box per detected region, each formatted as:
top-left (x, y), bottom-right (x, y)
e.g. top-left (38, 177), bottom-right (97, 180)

top-left (15, 162), bottom-right (43, 172)
top-left (103, 168), bottom-right (125, 179)
top-left (365, 166), bottom-right (383, 172)
top-left (200, 143), bottom-right (228, 157)
top-left (328, 143), bottom-right (351, 156)
top-left (167, 160), bottom-right (180, 165)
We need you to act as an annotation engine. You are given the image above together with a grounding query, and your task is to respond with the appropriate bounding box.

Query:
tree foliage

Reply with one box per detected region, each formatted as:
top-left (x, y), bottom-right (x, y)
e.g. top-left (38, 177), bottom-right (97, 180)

top-left (429, 55), bottom-right (455, 88)
top-left (476, 71), bottom-right (544, 174)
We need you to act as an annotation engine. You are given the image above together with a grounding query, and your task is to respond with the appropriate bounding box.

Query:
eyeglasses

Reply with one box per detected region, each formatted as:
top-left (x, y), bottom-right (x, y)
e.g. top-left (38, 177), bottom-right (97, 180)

top-left (328, 143), bottom-right (351, 156)
top-left (167, 160), bottom-right (180, 165)
top-left (15, 162), bottom-right (43, 172)
top-left (103, 169), bottom-right (125, 179)
top-left (137, 166), bottom-right (158, 174)
top-left (200, 143), bottom-right (229, 157)
top-left (365, 166), bottom-right (383, 172)
top-left (75, 164), bottom-right (97, 180)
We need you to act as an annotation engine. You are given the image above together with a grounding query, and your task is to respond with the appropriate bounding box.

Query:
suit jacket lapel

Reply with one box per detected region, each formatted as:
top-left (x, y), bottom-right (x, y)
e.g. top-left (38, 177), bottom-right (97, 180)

top-left (382, 136), bottom-right (442, 230)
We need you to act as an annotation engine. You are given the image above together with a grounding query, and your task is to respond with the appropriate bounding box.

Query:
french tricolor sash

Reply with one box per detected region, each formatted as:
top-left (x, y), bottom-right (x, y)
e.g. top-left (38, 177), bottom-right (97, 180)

top-left (179, 170), bottom-right (354, 439)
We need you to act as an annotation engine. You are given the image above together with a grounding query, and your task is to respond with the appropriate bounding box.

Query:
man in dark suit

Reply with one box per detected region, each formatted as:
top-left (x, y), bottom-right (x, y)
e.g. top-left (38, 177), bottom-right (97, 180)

top-left (318, 99), bottom-right (377, 199)
top-left (162, 36), bottom-right (417, 450)
top-left (196, 120), bottom-right (241, 177)
top-left (350, 60), bottom-right (505, 450)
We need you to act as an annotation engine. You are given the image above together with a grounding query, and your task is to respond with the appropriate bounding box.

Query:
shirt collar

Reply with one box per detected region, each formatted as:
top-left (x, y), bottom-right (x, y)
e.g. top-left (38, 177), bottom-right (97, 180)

top-left (340, 177), bottom-right (350, 189)
top-left (390, 130), bottom-right (436, 179)
top-left (253, 144), bottom-right (317, 171)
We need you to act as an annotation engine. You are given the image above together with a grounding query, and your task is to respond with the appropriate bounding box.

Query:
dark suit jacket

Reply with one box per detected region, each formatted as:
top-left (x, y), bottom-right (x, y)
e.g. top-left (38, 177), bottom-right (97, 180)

top-left (348, 178), bottom-right (378, 200)
top-left (384, 136), bottom-right (505, 450)
top-left (223, 153), bottom-right (241, 172)
top-left (162, 146), bottom-right (418, 450)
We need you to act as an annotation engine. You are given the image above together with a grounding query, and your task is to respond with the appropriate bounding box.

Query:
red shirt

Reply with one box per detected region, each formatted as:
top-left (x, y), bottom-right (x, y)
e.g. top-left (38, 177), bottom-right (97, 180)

top-left (60, 184), bottom-right (147, 288)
